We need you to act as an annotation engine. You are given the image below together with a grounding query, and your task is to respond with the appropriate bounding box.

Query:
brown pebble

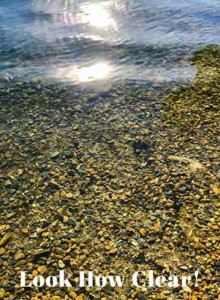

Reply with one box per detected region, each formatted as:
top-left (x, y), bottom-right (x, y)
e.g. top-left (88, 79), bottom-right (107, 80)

top-left (139, 228), bottom-right (147, 236)
top-left (14, 252), bottom-right (25, 261)
top-left (37, 265), bottom-right (48, 274)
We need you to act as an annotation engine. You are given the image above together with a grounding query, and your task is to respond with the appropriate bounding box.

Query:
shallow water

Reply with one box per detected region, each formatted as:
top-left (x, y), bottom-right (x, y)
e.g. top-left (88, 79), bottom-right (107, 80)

top-left (0, 0), bottom-right (219, 87)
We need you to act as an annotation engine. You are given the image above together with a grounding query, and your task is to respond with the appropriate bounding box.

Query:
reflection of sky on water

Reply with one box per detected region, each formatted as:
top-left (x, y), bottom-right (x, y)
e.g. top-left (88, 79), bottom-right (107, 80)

top-left (78, 3), bottom-right (117, 28)
top-left (30, 0), bottom-right (122, 83)
top-left (31, 0), bottom-right (220, 44)
top-left (0, 0), bottom-right (219, 86)
top-left (55, 62), bottom-right (112, 83)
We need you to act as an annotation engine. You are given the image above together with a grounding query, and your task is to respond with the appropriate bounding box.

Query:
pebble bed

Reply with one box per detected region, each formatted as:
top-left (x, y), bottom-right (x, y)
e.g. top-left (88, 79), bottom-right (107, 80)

top-left (0, 46), bottom-right (219, 300)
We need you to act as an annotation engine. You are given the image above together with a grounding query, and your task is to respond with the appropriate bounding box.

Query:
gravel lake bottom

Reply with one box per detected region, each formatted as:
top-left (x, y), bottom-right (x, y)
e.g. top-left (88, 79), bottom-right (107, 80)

top-left (0, 46), bottom-right (219, 299)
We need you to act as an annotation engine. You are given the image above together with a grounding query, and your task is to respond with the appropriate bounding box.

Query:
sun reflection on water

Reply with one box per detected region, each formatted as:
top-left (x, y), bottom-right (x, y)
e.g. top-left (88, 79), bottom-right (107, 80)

top-left (78, 2), bottom-right (117, 29)
top-left (31, 0), bottom-right (117, 85)
top-left (76, 62), bottom-right (112, 82)
top-left (33, 0), bottom-right (117, 29)
top-left (54, 62), bottom-right (112, 84)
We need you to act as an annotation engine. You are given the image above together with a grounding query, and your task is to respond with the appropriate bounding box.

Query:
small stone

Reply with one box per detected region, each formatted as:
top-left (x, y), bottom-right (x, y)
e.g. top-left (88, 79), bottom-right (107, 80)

top-left (32, 270), bottom-right (38, 276)
top-left (61, 191), bottom-right (67, 197)
top-left (183, 286), bottom-right (192, 293)
top-left (10, 180), bottom-right (20, 190)
top-left (165, 200), bottom-right (174, 208)
top-left (66, 192), bottom-right (74, 199)
top-left (131, 240), bottom-right (139, 247)
top-left (107, 248), bottom-right (118, 254)
top-left (59, 176), bottom-right (66, 182)
top-left (134, 253), bottom-right (146, 264)
top-left (75, 222), bottom-right (81, 232)
top-left (37, 265), bottom-right (48, 274)
top-left (0, 248), bottom-right (6, 255)
top-left (211, 225), bottom-right (219, 230)
top-left (155, 259), bottom-right (168, 268)
top-left (65, 151), bottom-right (74, 158)
top-left (17, 169), bottom-right (24, 175)
top-left (42, 232), bottom-right (50, 237)
top-left (63, 216), bottom-right (69, 223)
top-left (76, 295), bottom-right (84, 300)
top-left (74, 105), bottom-right (82, 111)
top-left (21, 228), bottom-right (28, 234)
top-left (79, 255), bottom-right (87, 264)
top-left (139, 228), bottom-right (147, 236)
top-left (14, 252), bottom-right (25, 261)
top-left (178, 186), bottom-right (187, 192)
top-left (0, 234), bottom-right (11, 247)
top-left (131, 291), bottom-right (137, 298)
top-left (67, 219), bottom-right (76, 226)
top-left (4, 180), bottom-right (12, 187)
top-left (210, 184), bottom-right (220, 195)
top-left (50, 151), bottom-right (60, 159)
top-left (194, 242), bottom-right (204, 249)
top-left (69, 291), bottom-right (77, 299)
top-left (36, 228), bottom-right (43, 234)
top-left (33, 249), bottom-right (50, 257)
top-left (58, 260), bottom-right (65, 268)
top-left (50, 179), bottom-right (59, 186)
top-left (5, 151), bottom-right (11, 158)
top-left (30, 232), bottom-right (38, 238)
top-left (0, 290), bottom-right (5, 299)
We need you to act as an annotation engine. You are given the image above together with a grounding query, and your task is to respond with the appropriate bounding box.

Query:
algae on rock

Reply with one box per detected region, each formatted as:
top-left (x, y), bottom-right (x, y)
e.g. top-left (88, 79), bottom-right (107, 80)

top-left (162, 45), bottom-right (220, 129)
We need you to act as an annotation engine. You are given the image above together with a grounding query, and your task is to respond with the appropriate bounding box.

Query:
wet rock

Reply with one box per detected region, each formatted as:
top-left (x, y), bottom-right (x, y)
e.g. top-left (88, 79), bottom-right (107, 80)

top-left (14, 252), bottom-right (25, 261)
top-left (37, 265), bottom-right (48, 275)
top-left (50, 151), bottom-right (60, 159)
top-left (0, 234), bottom-right (11, 247)
top-left (133, 253), bottom-right (146, 264)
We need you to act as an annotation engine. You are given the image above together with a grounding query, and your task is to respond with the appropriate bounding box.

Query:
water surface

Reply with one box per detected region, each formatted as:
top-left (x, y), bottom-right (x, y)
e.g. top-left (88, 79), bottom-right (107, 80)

top-left (0, 0), bottom-right (219, 87)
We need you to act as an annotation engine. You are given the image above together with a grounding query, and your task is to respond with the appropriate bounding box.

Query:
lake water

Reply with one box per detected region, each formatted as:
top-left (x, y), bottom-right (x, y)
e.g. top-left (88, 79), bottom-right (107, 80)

top-left (0, 0), bottom-right (219, 87)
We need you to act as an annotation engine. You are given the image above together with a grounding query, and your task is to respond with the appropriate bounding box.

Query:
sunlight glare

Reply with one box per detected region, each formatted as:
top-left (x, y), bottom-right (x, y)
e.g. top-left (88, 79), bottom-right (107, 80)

top-left (79, 3), bottom-right (116, 28)
top-left (77, 63), bottom-right (111, 82)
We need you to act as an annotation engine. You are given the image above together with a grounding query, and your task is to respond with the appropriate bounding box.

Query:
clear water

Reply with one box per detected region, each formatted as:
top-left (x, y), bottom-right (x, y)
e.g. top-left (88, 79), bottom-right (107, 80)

top-left (0, 0), bottom-right (219, 87)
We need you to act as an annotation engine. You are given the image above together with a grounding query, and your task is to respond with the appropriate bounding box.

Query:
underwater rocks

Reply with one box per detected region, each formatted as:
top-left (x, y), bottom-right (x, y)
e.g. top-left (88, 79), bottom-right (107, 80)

top-left (0, 46), bottom-right (219, 299)
top-left (162, 45), bottom-right (220, 129)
